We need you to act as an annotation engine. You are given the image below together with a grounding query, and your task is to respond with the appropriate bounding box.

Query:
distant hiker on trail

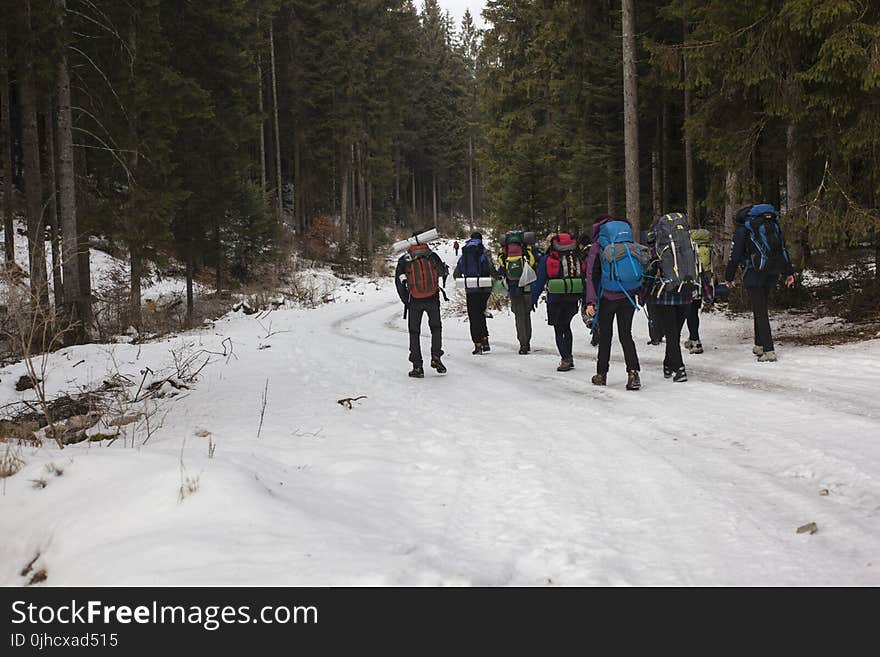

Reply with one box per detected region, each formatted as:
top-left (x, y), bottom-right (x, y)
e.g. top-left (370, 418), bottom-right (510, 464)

top-left (647, 212), bottom-right (700, 383)
top-left (725, 204), bottom-right (795, 363)
top-left (454, 232), bottom-right (497, 354)
top-left (640, 228), bottom-right (663, 346)
top-left (585, 216), bottom-right (646, 390)
top-left (531, 231), bottom-right (585, 372)
top-left (396, 241), bottom-right (449, 378)
top-left (453, 240), bottom-right (460, 257)
top-left (685, 228), bottom-right (717, 355)
top-left (498, 230), bottom-right (540, 354)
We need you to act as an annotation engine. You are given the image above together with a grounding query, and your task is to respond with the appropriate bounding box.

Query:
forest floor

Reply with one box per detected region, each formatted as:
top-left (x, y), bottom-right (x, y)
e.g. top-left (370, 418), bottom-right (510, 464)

top-left (1, 240), bottom-right (879, 585)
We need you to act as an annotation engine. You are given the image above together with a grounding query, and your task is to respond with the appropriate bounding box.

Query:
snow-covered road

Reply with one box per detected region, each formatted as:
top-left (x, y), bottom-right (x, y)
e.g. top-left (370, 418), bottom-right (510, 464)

top-left (2, 241), bottom-right (878, 585)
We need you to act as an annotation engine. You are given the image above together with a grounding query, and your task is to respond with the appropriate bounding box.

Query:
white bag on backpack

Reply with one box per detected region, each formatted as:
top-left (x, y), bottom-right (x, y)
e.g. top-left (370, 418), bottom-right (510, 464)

top-left (519, 260), bottom-right (537, 287)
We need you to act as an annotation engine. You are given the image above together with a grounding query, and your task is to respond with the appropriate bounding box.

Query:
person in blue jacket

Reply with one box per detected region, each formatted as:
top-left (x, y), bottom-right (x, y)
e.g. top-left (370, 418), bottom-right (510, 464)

top-left (454, 232), bottom-right (497, 354)
top-left (724, 205), bottom-right (796, 362)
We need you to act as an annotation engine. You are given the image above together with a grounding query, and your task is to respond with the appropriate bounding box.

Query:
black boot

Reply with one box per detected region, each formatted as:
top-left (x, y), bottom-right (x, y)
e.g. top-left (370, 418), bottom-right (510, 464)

top-left (518, 346), bottom-right (529, 355)
top-left (408, 365), bottom-right (424, 378)
top-left (481, 338), bottom-right (491, 353)
top-left (591, 373), bottom-right (606, 386)
top-left (472, 342), bottom-right (483, 355)
top-left (663, 365), bottom-right (673, 379)
top-left (672, 367), bottom-right (688, 383)
top-left (430, 356), bottom-right (446, 374)
top-left (626, 370), bottom-right (641, 391)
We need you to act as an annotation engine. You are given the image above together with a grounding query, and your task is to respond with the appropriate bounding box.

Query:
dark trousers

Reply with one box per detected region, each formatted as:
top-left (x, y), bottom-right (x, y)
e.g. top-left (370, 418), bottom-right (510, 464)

top-left (596, 298), bottom-right (640, 374)
top-left (686, 300), bottom-right (701, 341)
top-left (466, 291), bottom-right (491, 343)
top-left (748, 284), bottom-right (774, 352)
top-left (645, 297), bottom-right (663, 343)
top-left (549, 298), bottom-right (579, 359)
top-left (408, 298), bottom-right (442, 365)
top-left (510, 294), bottom-right (532, 348)
top-left (657, 304), bottom-right (689, 371)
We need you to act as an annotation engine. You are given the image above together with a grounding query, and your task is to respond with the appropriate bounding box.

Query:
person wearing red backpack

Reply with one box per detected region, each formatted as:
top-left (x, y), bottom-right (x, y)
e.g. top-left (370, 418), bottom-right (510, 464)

top-left (453, 240), bottom-right (460, 257)
top-left (395, 242), bottom-right (449, 378)
top-left (530, 231), bottom-right (586, 371)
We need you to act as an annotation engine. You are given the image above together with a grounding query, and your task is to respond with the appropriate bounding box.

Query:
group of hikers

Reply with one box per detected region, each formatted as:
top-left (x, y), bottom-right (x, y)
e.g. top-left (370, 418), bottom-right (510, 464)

top-left (395, 205), bottom-right (795, 387)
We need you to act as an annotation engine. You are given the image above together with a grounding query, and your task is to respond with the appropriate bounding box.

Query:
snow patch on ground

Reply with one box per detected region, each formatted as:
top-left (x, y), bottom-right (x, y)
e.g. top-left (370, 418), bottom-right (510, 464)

top-left (1, 236), bottom-right (878, 586)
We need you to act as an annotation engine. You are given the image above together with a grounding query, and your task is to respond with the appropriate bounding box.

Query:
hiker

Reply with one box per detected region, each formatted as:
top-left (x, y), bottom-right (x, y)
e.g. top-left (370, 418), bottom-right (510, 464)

top-left (640, 228), bottom-right (663, 346)
top-left (531, 231), bottom-right (585, 372)
top-left (454, 232), bottom-right (497, 354)
top-left (498, 230), bottom-right (540, 354)
top-left (724, 204), bottom-right (795, 362)
top-left (585, 216), bottom-right (646, 390)
top-left (685, 228), bottom-right (717, 355)
top-left (578, 233), bottom-right (600, 348)
top-left (647, 212), bottom-right (700, 382)
top-left (395, 240), bottom-right (449, 378)
top-left (453, 240), bottom-right (460, 257)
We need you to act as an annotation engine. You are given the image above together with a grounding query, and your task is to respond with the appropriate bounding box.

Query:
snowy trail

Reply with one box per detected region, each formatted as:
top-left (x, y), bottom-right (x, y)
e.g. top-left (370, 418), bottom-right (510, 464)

top-left (1, 241), bottom-right (878, 586)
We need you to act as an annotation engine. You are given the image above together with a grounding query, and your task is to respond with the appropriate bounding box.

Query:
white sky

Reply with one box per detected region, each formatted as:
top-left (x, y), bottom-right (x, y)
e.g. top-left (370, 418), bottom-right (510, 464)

top-left (435, 0), bottom-right (487, 29)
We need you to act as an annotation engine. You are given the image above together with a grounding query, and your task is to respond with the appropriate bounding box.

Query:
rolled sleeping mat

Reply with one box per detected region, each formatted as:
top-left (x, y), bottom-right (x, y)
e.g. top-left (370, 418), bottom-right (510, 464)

top-left (499, 231), bottom-right (537, 246)
top-left (454, 277), bottom-right (493, 290)
top-left (392, 228), bottom-right (439, 253)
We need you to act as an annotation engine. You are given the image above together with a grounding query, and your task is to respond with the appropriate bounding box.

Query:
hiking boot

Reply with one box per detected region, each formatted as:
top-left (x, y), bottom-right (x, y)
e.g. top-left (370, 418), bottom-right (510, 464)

top-left (684, 339), bottom-right (695, 350)
top-left (672, 367), bottom-right (688, 383)
top-left (647, 339), bottom-right (661, 346)
top-left (690, 341), bottom-right (704, 354)
top-left (591, 373), bottom-right (606, 386)
top-left (472, 343), bottom-right (483, 355)
top-left (408, 365), bottom-right (424, 378)
top-left (663, 365), bottom-right (673, 379)
top-left (430, 356), bottom-right (447, 373)
top-left (557, 358), bottom-right (574, 372)
top-left (752, 345), bottom-right (764, 357)
top-left (518, 346), bottom-right (530, 355)
top-left (591, 333), bottom-right (600, 347)
top-left (626, 370), bottom-right (641, 391)
top-left (481, 338), bottom-right (491, 353)
top-left (757, 351), bottom-right (778, 362)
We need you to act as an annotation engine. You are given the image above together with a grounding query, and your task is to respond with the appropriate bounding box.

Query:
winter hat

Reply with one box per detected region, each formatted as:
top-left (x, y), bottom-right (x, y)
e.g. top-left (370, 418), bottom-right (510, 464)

top-left (470, 231), bottom-right (482, 240)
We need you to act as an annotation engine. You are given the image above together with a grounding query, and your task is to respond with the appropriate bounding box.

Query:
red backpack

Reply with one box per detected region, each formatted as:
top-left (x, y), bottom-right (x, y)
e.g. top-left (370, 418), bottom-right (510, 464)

top-left (545, 233), bottom-right (585, 294)
top-left (405, 244), bottom-right (440, 299)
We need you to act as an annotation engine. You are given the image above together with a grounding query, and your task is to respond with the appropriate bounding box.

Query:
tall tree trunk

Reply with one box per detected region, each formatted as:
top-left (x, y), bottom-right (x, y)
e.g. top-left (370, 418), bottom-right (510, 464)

top-left (1, 26), bottom-right (13, 263)
top-left (621, 0), bottom-right (640, 225)
top-left (257, 53), bottom-right (267, 192)
top-left (607, 181), bottom-right (614, 216)
top-left (185, 241), bottom-right (194, 328)
top-left (54, 0), bottom-right (86, 340)
top-left (129, 246), bottom-right (142, 329)
top-left (661, 101), bottom-right (669, 213)
top-left (651, 114), bottom-right (661, 219)
top-left (411, 170), bottom-right (416, 222)
top-left (468, 135), bottom-right (474, 231)
top-left (41, 113), bottom-right (63, 310)
top-left (366, 175), bottom-right (373, 255)
top-left (17, 0), bottom-right (51, 318)
top-left (786, 123), bottom-right (808, 268)
top-left (432, 171), bottom-right (437, 226)
top-left (723, 171), bottom-right (739, 265)
top-left (339, 144), bottom-right (349, 238)
top-left (269, 18), bottom-right (283, 223)
top-left (293, 130), bottom-right (302, 233)
top-left (683, 20), bottom-right (696, 225)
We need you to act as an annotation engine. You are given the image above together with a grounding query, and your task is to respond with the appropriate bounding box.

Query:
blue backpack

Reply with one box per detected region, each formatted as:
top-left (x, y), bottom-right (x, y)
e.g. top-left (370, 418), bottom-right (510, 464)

top-left (597, 221), bottom-right (647, 307)
top-left (459, 239), bottom-right (489, 278)
top-left (740, 204), bottom-right (789, 275)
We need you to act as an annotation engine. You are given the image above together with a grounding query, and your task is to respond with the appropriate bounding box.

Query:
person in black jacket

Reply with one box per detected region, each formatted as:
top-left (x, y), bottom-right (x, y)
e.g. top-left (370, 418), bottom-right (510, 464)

top-left (724, 206), bottom-right (795, 362)
top-left (395, 245), bottom-right (449, 377)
